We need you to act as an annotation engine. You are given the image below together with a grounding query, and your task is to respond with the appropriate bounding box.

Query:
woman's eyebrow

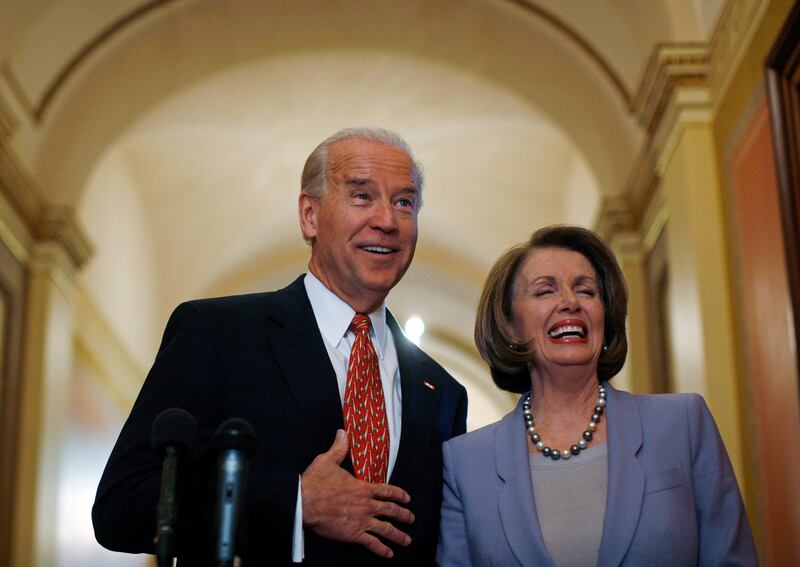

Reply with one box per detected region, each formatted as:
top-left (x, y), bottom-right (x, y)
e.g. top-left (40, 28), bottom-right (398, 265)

top-left (527, 275), bottom-right (556, 287)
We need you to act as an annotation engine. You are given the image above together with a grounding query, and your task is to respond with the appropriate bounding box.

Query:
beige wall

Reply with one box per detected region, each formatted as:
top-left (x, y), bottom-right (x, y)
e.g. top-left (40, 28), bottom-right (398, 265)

top-left (659, 118), bottom-right (743, 479)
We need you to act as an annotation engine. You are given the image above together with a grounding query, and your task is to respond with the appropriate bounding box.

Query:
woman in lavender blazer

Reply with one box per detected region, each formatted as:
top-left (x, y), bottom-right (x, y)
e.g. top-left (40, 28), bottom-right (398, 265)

top-left (437, 226), bottom-right (756, 566)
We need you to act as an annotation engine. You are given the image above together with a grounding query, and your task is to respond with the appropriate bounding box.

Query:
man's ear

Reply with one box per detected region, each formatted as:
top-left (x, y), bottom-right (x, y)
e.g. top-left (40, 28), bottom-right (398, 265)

top-left (299, 192), bottom-right (318, 240)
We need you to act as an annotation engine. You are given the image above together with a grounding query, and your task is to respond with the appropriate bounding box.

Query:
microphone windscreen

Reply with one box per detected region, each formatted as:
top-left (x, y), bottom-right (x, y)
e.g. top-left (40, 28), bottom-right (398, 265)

top-left (214, 417), bottom-right (257, 456)
top-left (151, 408), bottom-right (199, 453)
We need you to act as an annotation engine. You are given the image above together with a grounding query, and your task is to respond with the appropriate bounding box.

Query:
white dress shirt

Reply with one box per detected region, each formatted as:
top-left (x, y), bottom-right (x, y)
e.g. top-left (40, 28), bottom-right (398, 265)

top-left (292, 272), bottom-right (404, 562)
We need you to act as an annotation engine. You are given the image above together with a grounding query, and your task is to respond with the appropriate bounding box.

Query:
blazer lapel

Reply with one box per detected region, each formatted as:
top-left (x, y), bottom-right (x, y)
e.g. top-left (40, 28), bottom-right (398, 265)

top-left (496, 398), bottom-right (556, 567)
top-left (598, 384), bottom-right (645, 566)
top-left (386, 312), bottom-right (436, 487)
top-left (263, 276), bottom-right (345, 458)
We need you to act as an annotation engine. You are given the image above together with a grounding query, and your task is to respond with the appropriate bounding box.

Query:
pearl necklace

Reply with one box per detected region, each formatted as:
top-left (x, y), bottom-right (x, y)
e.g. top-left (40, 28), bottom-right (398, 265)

top-left (522, 383), bottom-right (606, 460)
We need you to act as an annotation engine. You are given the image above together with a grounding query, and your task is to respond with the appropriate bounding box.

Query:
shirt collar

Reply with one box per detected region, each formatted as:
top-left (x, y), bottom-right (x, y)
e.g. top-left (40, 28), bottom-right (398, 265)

top-left (303, 271), bottom-right (387, 358)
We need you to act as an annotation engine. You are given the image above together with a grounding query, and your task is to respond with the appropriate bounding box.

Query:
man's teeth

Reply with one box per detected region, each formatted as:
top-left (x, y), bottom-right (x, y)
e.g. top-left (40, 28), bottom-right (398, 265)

top-left (363, 246), bottom-right (392, 254)
top-left (548, 325), bottom-right (585, 338)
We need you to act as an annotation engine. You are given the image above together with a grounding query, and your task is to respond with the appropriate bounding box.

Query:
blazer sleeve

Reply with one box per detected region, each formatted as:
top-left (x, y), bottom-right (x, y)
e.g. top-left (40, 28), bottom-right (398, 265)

top-left (437, 440), bottom-right (473, 567)
top-left (687, 394), bottom-right (757, 566)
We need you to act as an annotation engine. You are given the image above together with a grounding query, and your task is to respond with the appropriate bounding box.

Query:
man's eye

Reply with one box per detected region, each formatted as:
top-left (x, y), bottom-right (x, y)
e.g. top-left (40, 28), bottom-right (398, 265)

top-left (354, 193), bottom-right (369, 201)
top-left (397, 198), bottom-right (415, 208)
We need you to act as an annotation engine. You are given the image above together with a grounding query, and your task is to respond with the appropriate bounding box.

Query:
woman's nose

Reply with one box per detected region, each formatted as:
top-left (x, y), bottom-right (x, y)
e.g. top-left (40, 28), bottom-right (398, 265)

top-left (559, 290), bottom-right (581, 311)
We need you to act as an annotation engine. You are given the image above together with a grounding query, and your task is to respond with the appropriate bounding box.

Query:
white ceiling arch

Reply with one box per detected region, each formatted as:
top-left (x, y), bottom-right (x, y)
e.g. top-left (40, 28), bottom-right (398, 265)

top-left (0, 0), bottom-right (645, 208)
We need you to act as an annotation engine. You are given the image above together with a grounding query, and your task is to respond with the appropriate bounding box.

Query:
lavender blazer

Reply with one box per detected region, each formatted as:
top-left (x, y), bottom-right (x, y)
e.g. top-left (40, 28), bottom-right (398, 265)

top-left (437, 384), bottom-right (757, 566)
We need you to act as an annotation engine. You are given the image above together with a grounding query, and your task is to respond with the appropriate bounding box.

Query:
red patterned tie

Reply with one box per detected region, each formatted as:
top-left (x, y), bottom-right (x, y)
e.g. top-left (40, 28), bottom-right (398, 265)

top-left (343, 314), bottom-right (389, 483)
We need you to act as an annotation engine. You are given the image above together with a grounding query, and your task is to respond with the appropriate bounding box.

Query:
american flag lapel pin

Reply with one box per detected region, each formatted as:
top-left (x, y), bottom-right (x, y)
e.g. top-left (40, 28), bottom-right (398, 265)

top-left (423, 379), bottom-right (436, 392)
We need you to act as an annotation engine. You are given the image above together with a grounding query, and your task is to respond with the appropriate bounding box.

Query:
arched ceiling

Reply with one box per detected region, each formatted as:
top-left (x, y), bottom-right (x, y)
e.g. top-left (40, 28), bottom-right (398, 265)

top-left (0, 0), bottom-right (725, 421)
top-left (4, 0), bottom-right (648, 202)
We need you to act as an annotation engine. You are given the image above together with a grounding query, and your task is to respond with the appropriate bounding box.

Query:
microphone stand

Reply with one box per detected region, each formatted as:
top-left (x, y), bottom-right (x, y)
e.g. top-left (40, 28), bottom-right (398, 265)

top-left (156, 445), bottom-right (180, 567)
top-left (150, 408), bottom-right (197, 567)
top-left (213, 418), bottom-right (256, 567)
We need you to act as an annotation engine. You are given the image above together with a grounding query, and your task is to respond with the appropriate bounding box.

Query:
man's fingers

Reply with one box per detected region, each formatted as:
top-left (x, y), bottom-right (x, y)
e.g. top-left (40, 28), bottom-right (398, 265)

top-left (303, 442), bottom-right (417, 559)
top-left (371, 482), bottom-right (411, 504)
top-left (367, 518), bottom-right (412, 547)
top-left (355, 532), bottom-right (394, 559)
top-left (326, 429), bottom-right (349, 465)
top-left (371, 500), bottom-right (415, 525)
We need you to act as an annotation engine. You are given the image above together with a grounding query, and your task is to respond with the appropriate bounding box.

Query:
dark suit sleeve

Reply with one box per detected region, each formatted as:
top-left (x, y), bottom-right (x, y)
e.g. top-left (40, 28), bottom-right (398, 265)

top-left (92, 301), bottom-right (300, 560)
top-left (687, 395), bottom-right (757, 566)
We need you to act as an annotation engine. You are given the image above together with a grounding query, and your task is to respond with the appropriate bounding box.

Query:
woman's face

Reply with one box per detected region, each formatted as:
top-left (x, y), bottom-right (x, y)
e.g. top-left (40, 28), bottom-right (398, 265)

top-left (510, 247), bottom-right (605, 373)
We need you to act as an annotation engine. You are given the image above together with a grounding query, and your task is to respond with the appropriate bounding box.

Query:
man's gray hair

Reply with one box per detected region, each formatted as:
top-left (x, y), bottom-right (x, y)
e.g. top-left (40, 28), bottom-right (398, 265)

top-left (300, 126), bottom-right (425, 205)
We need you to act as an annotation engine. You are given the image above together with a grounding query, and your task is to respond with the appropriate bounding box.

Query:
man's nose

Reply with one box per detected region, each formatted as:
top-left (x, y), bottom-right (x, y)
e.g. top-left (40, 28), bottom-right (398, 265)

top-left (371, 201), bottom-right (399, 231)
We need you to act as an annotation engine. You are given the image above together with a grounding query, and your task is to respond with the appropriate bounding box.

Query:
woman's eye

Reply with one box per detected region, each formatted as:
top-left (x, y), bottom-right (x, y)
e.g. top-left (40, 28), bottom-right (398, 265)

top-left (534, 289), bottom-right (553, 297)
top-left (354, 193), bottom-right (369, 201)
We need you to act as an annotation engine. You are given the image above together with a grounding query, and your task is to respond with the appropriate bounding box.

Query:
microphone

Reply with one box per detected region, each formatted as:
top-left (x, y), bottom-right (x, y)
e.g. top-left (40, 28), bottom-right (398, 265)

top-left (214, 418), bottom-right (257, 567)
top-left (151, 408), bottom-right (198, 567)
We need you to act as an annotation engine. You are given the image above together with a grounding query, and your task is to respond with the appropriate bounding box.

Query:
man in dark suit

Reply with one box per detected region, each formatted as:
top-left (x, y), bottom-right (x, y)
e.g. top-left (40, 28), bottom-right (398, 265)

top-left (92, 127), bottom-right (468, 565)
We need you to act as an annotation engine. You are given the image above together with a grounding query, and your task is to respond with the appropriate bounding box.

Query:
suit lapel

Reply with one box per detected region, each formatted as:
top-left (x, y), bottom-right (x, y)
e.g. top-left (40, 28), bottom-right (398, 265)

top-left (496, 398), bottom-right (555, 567)
top-left (385, 312), bottom-right (437, 488)
top-left (263, 276), bottom-right (345, 457)
top-left (598, 384), bottom-right (644, 566)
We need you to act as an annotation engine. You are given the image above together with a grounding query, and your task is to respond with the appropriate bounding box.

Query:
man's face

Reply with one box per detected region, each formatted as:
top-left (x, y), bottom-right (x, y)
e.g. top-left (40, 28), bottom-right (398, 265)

top-left (299, 138), bottom-right (420, 312)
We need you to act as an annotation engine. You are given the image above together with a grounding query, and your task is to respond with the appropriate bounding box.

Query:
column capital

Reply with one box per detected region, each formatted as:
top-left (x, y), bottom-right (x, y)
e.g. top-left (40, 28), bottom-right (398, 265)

top-left (33, 206), bottom-right (93, 271)
top-left (595, 195), bottom-right (636, 242)
top-left (1, 138), bottom-right (93, 271)
top-left (633, 43), bottom-right (710, 136)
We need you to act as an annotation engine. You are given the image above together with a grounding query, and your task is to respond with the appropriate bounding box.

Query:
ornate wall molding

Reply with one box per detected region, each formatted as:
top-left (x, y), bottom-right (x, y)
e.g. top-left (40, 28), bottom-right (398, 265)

top-left (0, 144), bottom-right (45, 228)
top-left (595, 196), bottom-right (635, 242)
top-left (603, 0), bottom-right (773, 245)
top-left (0, 142), bottom-right (93, 269)
top-left (632, 43), bottom-right (710, 136)
top-left (600, 42), bottom-right (711, 245)
top-left (33, 207), bottom-right (93, 270)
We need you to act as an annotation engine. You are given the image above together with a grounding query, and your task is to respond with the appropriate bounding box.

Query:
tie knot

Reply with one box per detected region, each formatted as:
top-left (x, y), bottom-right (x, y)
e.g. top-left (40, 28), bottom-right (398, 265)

top-left (350, 314), bottom-right (371, 335)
